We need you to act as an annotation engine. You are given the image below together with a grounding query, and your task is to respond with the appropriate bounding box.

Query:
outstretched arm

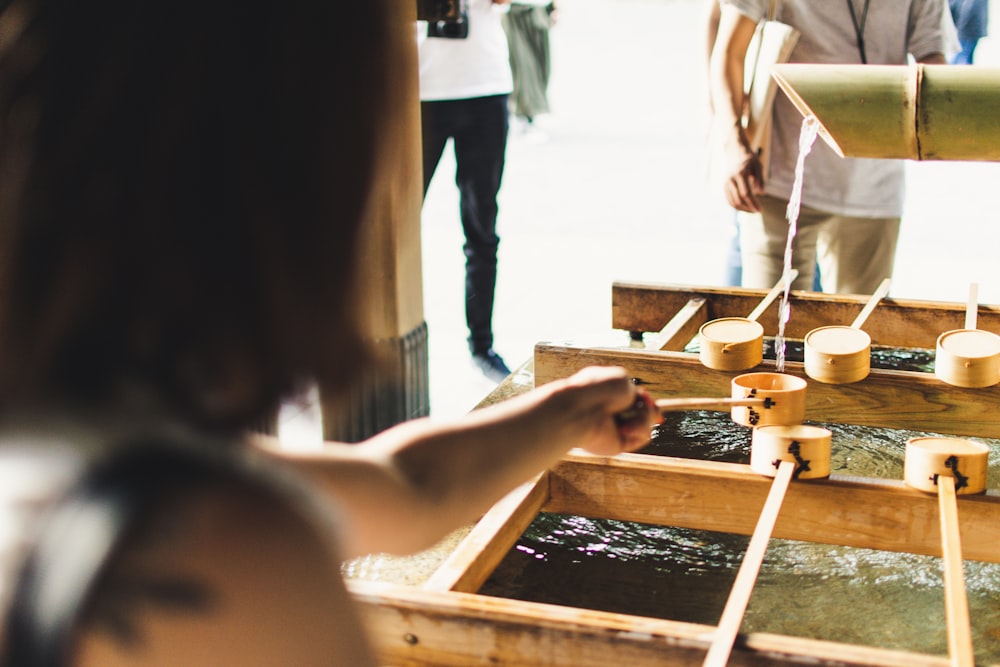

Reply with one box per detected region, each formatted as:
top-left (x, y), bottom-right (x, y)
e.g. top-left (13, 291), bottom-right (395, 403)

top-left (252, 366), bottom-right (659, 560)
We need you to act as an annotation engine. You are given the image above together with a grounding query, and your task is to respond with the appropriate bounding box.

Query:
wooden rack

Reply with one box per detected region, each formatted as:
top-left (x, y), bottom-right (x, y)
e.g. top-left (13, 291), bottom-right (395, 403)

top-left (350, 282), bottom-right (1000, 666)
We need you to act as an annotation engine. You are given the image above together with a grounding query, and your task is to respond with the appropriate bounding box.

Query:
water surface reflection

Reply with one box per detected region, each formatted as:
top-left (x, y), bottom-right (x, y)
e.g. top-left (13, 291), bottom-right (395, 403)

top-left (480, 398), bottom-right (1000, 660)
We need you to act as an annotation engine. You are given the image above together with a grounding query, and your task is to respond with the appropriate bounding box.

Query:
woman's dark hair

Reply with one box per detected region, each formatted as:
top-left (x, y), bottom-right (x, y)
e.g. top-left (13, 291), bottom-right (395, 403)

top-left (0, 0), bottom-right (392, 431)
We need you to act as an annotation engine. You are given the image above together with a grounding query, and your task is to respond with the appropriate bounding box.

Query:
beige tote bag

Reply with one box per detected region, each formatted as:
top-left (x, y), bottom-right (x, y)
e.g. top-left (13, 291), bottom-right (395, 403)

top-left (743, 0), bottom-right (800, 163)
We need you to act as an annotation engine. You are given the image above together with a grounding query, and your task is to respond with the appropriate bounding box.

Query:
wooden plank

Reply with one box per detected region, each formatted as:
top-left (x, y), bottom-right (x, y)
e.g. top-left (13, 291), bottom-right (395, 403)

top-left (938, 477), bottom-right (975, 667)
top-left (542, 453), bottom-right (1000, 564)
top-left (611, 281), bottom-right (1000, 350)
top-left (649, 297), bottom-right (707, 351)
top-left (350, 580), bottom-right (952, 667)
top-left (533, 343), bottom-right (1000, 438)
top-left (423, 474), bottom-right (549, 594)
top-left (704, 461), bottom-right (795, 667)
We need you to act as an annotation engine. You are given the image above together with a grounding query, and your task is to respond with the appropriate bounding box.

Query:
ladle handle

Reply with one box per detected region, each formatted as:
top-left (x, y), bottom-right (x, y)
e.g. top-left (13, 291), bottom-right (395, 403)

top-left (654, 397), bottom-right (767, 412)
top-left (615, 396), bottom-right (769, 428)
top-left (965, 283), bottom-right (979, 331)
top-left (747, 269), bottom-right (799, 322)
top-left (938, 476), bottom-right (975, 667)
top-left (849, 277), bottom-right (892, 330)
top-left (702, 460), bottom-right (794, 667)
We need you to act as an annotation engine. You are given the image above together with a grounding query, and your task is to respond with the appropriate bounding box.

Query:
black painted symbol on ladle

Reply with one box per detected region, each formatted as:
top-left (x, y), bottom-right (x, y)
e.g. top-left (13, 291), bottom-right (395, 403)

top-left (745, 390), bottom-right (776, 426)
top-left (771, 440), bottom-right (810, 479)
top-left (929, 455), bottom-right (970, 492)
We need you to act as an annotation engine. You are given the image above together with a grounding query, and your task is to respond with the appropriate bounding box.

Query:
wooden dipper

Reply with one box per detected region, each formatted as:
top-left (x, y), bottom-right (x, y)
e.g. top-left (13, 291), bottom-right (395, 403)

top-left (729, 371), bottom-right (806, 428)
top-left (804, 278), bottom-right (891, 384)
top-left (935, 283), bottom-right (1000, 388)
top-left (750, 424), bottom-right (831, 479)
top-left (703, 424), bottom-right (832, 666)
top-left (904, 436), bottom-right (989, 667)
top-left (699, 270), bottom-right (798, 372)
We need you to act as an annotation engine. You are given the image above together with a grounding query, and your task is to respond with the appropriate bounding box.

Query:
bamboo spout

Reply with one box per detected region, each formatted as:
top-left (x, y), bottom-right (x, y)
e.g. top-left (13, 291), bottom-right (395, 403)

top-left (771, 64), bottom-right (1000, 161)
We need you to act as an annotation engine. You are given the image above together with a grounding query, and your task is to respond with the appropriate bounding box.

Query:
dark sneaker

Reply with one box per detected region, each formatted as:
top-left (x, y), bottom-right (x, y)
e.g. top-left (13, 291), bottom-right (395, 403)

top-left (472, 349), bottom-right (511, 383)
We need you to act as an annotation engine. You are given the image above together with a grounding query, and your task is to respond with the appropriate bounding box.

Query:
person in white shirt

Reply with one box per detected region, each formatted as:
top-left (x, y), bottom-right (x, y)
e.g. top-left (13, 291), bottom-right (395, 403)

top-left (419, 0), bottom-right (515, 382)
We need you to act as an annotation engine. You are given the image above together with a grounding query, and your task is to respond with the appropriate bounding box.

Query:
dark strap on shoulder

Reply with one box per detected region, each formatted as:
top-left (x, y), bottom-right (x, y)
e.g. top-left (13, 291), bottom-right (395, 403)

top-left (2, 441), bottom-right (236, 667)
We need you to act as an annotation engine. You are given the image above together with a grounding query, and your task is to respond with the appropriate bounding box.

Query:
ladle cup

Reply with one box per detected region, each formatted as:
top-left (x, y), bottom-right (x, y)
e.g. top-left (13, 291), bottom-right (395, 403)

top-left (699, 270), bottom-right (798, 371)
top-left (703, 423), bottom-right (831, 667)
top-left (804, 278), bottom-right (891, 384)
top-left (935, 283), bottom-right (1000, 388)
top-left (749, 424), bottom-right (831, 479)
top-left (729, 371), bottom-right (806, 427)
top-left (904, 436), bottom-right (988, 667)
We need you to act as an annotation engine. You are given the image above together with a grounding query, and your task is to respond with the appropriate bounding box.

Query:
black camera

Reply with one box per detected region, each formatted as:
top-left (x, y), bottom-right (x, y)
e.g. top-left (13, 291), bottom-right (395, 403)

top-left (418, 0), bottom-right (469, 39)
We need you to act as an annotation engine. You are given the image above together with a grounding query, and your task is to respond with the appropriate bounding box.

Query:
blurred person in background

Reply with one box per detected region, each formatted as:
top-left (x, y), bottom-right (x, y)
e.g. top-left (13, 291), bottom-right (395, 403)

top-left (949, 0), bottom-right (989, 63)
top-left (419, 0), bottom-right (516, 383)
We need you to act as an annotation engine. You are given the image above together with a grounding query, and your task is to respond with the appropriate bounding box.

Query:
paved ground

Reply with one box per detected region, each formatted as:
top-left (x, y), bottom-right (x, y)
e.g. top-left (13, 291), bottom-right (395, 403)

top-left (282, 0), bottom-right (1000, 441)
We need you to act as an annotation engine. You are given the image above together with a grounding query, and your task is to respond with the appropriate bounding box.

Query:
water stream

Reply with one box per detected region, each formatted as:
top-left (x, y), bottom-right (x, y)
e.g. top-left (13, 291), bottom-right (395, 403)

top-left (774, 115), bottom-right (820, 373)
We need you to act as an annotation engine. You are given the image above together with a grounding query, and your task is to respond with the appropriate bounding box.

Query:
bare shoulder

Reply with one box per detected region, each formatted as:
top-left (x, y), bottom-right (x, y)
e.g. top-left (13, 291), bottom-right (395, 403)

top-left (72, 460), bottom-right (376, 667)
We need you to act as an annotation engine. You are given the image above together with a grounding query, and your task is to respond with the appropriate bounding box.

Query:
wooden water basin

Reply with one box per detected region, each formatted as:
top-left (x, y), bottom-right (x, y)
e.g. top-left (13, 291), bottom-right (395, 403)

top-left (350, 282), bottom-right (1000, 666)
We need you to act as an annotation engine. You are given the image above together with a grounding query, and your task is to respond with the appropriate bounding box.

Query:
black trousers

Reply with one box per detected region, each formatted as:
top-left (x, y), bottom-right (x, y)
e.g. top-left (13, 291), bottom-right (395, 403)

top-left (421, 94), bottom-right (509, 354)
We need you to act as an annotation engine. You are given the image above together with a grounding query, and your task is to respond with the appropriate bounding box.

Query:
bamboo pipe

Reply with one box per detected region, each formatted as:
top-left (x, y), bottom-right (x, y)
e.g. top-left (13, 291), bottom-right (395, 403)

top-left (771, 64), bottom-right (1000, 161)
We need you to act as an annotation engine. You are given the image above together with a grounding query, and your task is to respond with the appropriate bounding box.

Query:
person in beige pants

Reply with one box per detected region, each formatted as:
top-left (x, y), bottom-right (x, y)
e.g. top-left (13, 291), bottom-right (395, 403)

top-left (710, 0), bottom-right (953, 294)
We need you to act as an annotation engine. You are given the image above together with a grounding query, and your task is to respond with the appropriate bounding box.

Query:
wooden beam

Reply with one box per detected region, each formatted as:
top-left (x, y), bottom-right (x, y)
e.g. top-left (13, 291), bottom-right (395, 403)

top-left (533, 343), bottom-right (1000, 438)
top-left (611, 281), bottom-right (1000, 350)
top-left (543, 453), bottom-right (1000, 564)
top-left (649, 297), bottom-right (707, 351)
top-left (350, 580), bottom-right (952, 667)
top-left (423, 474), bottom-right (549, 594)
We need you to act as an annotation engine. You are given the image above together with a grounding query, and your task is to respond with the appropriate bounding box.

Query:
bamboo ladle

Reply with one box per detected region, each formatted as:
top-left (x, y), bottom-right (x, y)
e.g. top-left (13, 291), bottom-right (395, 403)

top-left (703, 425), bottom-right (832, 667)
top-left (616, 396), bottom-right (774, 428)
top-left (804, 277), bottom-right (891, 384)
top-left (904, 437), bottom-right (989, 667)
top-left (729, 371), bottom-right (807, 428)
top-left (699, 270), bottom-right (799, 371)
top-left (623, 379), bottom-right (805, 425)
top-left (614, 381), bottom-right (806, 433)
top-left (654, 396), bottom-right (769, 412)
top-left (936, 283), bottom-right (1000, 388)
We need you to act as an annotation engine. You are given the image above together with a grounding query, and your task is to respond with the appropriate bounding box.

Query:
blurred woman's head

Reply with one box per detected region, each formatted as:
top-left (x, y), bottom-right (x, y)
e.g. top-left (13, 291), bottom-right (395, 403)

top-left (0, 0), bottom-right (392, 432)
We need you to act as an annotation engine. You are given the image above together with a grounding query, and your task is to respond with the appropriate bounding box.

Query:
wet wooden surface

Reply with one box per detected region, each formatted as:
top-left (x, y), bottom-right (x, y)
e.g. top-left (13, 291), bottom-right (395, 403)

top-left (534, 344), bottom-right (1000, 438)
top-left (352, 580), bottom-right (953, 667)
top-left (611, 281), bottom-right (1000, 349)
